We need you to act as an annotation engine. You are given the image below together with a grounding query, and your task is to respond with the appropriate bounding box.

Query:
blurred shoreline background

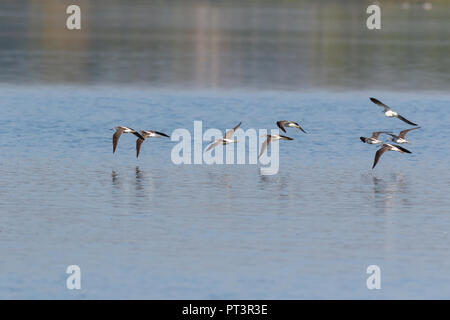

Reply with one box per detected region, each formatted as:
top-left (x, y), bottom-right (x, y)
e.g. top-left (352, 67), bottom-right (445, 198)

top-left (0, 0), bottom-right (448, 91)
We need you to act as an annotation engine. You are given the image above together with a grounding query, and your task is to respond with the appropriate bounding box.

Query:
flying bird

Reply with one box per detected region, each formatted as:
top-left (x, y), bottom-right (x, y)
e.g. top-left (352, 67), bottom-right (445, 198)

top-left (205, 122), bottom-right (241, 152)
top-left (372, 143), bottom-right (412, 169)
top-left (136, 130), bottom-right (170, 158)
top-left (360, 131), bottom-right (392, 145)
top-left (370, 97), bottom-right (418, 126)
top-left (385, 127), bottom-right (421, 144)
top-left (112, 126), bottom-right (145, 153)
top-left (276, 120), bottom-right (307, 134)
top-left (259, 134), bottom-right (293, 158)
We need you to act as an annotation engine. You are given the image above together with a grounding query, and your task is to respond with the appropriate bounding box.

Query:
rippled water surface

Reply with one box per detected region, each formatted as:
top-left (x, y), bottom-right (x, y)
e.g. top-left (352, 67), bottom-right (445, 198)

top-left (0, 0), bottom-right (449, 299)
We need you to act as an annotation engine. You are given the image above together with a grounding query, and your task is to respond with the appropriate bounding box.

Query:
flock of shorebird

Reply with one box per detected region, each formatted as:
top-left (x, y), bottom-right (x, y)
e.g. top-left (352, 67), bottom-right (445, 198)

top-left (111, 120), bottom-right (305, 159)
top-left (205, 120), bottom-right (306, 157)
top-left (361, 97), bottom-right (420, 169)
top-left (111, 97), bottom-right (420, 169)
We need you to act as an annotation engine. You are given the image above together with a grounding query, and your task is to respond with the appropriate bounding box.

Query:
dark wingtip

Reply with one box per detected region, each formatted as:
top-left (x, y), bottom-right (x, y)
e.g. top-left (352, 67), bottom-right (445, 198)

top-left (396, 145), bottom-right (412, 153)
top-left (360, 137), bottom-right (365, 142)
top-left (369, 97), bottom-right (382, 104)
top-left (154, 131), bottom-right (170, 138)
top-left (280, 135), bottom-right (293, 140)
top-left (397, 115), bottom-right (418, 126)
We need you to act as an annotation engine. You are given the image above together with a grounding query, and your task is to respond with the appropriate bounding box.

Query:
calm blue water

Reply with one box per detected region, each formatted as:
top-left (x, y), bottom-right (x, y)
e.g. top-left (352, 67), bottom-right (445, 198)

top-left (1, 86), bottom-right (449, 299)
top-left (1, 0), bottom-right (449, 299)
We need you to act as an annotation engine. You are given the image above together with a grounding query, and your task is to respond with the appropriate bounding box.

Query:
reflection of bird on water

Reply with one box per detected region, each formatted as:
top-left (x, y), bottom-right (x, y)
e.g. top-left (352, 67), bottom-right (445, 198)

top-left (111, 170), bottom-right (119, 185)
top-left (134, 166), bottom-right (145, 191)
top-left (371, 172), bottom-right (411, 210)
